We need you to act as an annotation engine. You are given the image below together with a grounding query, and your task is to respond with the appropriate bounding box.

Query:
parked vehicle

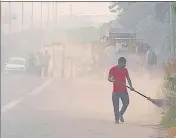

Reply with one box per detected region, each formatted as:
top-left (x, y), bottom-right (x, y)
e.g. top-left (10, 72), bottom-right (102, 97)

top-left (4, 57), bottom-right (27, 74)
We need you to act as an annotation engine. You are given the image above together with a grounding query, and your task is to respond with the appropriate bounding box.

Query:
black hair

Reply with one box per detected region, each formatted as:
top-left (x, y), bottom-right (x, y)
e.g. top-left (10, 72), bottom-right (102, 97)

top-left (118, 57), bottom-right (126, 64)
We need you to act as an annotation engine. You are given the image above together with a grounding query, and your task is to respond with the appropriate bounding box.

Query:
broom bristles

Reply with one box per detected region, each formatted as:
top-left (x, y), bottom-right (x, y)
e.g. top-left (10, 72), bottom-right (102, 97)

top-left (150, 98), bottom-right (166, 108)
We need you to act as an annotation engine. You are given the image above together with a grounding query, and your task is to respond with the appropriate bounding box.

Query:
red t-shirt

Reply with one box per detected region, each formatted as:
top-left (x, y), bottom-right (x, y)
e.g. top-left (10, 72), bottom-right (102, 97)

top-left (109, 66), bottom-right (128, 92)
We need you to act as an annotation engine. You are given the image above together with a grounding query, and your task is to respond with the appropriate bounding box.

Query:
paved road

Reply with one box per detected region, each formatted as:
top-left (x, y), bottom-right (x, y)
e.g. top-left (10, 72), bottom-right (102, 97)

top-left (1, 70), bottom-right (164, 138)
top-left (1, 73), bottom-right (46, 106)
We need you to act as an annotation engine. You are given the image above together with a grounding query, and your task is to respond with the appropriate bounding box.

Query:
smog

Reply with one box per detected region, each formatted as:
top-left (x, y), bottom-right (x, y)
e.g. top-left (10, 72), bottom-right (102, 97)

top-left (1, 2), bottom-right (173, 138)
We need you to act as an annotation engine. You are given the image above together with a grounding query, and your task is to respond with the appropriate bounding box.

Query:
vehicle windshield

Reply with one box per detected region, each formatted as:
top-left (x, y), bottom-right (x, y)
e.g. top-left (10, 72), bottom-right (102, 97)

top-left (8, 59), bottom-right (25, 65)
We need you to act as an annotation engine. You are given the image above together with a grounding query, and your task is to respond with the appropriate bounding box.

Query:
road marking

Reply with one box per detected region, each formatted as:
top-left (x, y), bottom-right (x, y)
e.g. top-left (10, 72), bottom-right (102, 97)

top-left (1, 97), bottom-right (24, 112)
top-left (1, 78), bottom-right (54, 113)
top-left (28, 78), bottom-right (53, 95)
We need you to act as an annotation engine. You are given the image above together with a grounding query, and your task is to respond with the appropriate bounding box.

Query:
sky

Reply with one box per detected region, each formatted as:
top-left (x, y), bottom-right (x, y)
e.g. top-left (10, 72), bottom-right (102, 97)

top-left (1, 2), bottom-right (113, 15)
top-left (58, 2), bottom-right (113, 15)
top-left (1, 2), bottom-right (115, 33)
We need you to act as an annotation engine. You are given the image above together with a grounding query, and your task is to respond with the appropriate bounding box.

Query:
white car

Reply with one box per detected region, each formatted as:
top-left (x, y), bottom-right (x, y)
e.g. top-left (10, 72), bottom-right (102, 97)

top-left (4, 57), bottom-right (27, 74)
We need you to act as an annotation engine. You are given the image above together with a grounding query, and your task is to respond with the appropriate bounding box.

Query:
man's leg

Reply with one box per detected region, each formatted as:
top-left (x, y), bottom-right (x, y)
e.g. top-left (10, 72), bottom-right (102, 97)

top-left (36, 66), bottom-right (41, 76)
top-left (112, 92), bottom-right (120, 122)
top-left (119, 92), bottom-right (129, 122)
top-left (38, 66), bottom-right (43, 77)
top-left (44, 66), bottom-right (47, 76)
top-left (45, 65), bottom-right (49, 76)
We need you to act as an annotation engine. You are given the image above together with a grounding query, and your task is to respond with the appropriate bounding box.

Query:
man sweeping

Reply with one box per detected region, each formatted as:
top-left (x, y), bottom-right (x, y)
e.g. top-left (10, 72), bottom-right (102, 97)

top-left (108, 57), bottom-right (135, 123)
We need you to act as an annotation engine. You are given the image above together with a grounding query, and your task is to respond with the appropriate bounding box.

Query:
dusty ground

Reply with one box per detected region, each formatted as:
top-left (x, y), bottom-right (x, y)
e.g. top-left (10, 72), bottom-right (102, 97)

top-left (1, 67), bottom-right (166, 138)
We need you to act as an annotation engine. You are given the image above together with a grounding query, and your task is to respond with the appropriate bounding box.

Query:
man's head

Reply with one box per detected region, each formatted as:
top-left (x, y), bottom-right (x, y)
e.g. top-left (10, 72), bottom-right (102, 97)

top-left (45, 50), bottom-right (48, 54)
top-left (118, 57), bottom-right (126, 68)
top-left (146, 45), bottom-right (151, 51)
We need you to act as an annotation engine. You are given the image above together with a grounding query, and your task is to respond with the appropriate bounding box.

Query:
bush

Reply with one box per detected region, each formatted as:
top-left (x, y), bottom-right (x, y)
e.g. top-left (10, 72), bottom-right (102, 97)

top-left (160, 62), bottom-right (176, 128)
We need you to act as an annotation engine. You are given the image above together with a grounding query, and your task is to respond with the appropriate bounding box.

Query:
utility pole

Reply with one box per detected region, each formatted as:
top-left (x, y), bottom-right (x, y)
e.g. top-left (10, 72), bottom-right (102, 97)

top-left (52, 45), bottom-right (55, 76)
top-left (70, 3), bottom-right (72, 16)
top-left (61, 44), bottom-right (65, 78)
top-left (170, 2), bottom-right (175, 55)
top-left (8, 2), bottom-right (11, 35)
top-left (69, 3), bottom-right (73, 28)
top-left (47, 2), bottom-right (50, 26)
top-left (41, 2), bottom-right (43, 31)
top-left (55, 2), bottom-right (58, 29)
top-left (52, 2), bottom-right (55, 31)
top-left (40, 2), bottom-right (43, 50)
top-left (58, 2), bottom-right (60, 19)
top-left (31, 2), bottom-right (33, 28)
top-left (52, 2), bottom-right (58, 72)
top-left (21, 2), bottom-right (24, 31)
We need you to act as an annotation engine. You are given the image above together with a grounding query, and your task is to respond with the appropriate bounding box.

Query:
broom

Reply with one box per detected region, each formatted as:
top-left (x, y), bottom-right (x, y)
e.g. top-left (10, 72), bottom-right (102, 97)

top-left (125, 85), bottom-right (166, 108)
top-left (111, 77), bottom-right (166, 108)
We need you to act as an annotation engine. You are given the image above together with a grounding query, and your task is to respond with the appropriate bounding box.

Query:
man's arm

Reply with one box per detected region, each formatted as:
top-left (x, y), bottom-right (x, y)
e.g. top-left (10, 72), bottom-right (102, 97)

top-left (108, 67), bottom-right (116, 83)
top-left (108, 74), bottom-right (115, 82)
top-left (125, 71), bottom-right (133, 88)
top-left (146, 50), bottom-right (152, 64)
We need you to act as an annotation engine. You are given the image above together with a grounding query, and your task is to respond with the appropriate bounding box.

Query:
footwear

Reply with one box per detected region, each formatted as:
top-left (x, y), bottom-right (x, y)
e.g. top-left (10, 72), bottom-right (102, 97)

top-left (119, 115), bottom-right (124, 123)
top-left (115, 120), bottom-right (119, 124)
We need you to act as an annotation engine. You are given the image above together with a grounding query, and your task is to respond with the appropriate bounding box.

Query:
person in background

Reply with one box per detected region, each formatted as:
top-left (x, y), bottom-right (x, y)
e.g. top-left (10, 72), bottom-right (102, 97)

top-left (27, 53), bottom-right (35, 74)
top-left (33, 52), bottom-right (38, 67)
top-left (136, 42), bottom-right (148, 68)
top-left (146, 46), bottom-right (157, 70)
top-left (42, 51), bottom-right (50, 77)
top-left (36, 52), bottom-right (43, 77)
top-left (146, 46), bottom-right (157, 78)
top-left (108, 57), bottom-right (135, 124)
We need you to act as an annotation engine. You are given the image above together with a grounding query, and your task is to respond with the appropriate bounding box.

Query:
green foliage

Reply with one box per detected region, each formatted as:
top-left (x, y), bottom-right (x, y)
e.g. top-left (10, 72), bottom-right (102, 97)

top-left (109, 2), bottom-right (120, 13)
top-left (160, 76), bottom-right (176, 128)
top-left (173, 2), bottom-right (176, 15)
top-left (161, 108), bottom-right (176, 128)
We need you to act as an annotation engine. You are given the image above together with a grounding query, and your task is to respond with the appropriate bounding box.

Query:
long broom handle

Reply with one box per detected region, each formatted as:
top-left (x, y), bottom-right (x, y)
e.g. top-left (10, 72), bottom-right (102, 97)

top-left (125, 85), bottom-right (149, 99)
top-left (112, 77), bottom-right (149, 99)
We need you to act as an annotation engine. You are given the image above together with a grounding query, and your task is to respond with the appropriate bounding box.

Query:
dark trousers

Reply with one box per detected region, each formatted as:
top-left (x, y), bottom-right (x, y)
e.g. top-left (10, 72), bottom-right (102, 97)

top-left (35, 66), bottom-right (42, 77)
top-left (112, 92), bottom-right (129, 121)
top-left (43, 65), bottom-right (49, 77)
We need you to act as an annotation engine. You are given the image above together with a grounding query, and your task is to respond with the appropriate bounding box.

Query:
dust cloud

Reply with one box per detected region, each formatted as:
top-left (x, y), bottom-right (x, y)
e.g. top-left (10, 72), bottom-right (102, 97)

top-left (45, 40), bottom-right (165, 126)
top-left (1, 2), bottom-right (170, 138)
